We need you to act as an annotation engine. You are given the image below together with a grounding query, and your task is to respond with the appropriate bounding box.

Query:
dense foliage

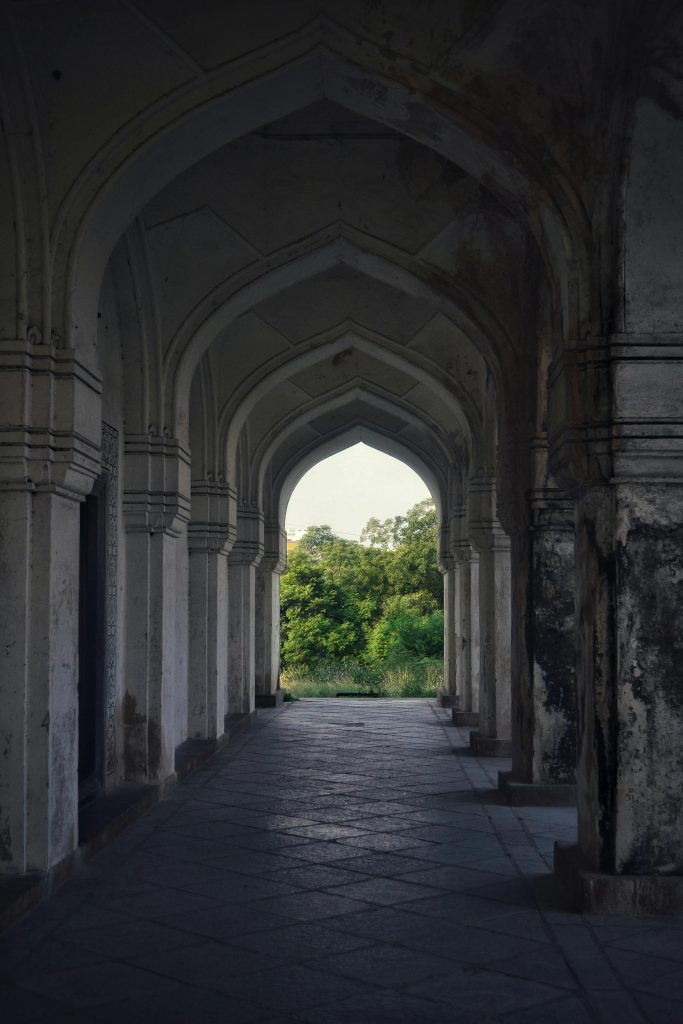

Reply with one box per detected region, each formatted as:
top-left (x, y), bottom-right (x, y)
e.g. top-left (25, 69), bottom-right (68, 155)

top-left (280, 499), bottom-right (443, 672)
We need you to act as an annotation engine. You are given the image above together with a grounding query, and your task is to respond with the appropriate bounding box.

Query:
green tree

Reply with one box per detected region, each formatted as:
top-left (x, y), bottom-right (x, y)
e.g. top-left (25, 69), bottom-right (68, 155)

top-left (279, 544), bottom-right (364, 669)
top-left (280, 501), bottom-right (443, 671)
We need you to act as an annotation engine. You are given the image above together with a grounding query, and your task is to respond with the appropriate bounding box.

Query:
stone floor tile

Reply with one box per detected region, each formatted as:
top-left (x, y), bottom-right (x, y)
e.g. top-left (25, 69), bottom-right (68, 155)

top-left (483, 945), bottom-right (578, 990)
top-left (407, 967), bottom-right (566, 1016)
top-left (0, 985), bottom-right (81, 1023)
top-left (67, 986), bottom-right (263, 1024)
top-left (216, 962), bottom-right (371, 1016)
top-left (85, 884), bottom-right (223, 921)
top-left (128, 939), bottom-right (270, 989)
top-left (325, 904), bottom-right (437, 942)
top-left (586, 989), bottom-right (651, 1023)
top-left (254, 891), bottom-right (374, 922)
top-left (271, 841), bottom-right (365, 863)
top-left (399, 863), bottom-right (513, 891)
top-left (5, 699), bottom-right (683, 1023)
top-left (0, 936), bottom-right (108, 984)
top-left (501, 995), bottom-right (593, 1023)
top-left (153, 900), bottom-right (294, 940)
top-left (323, 877), bottom-right (446, 907)
top-left (551, 924), bottom-right (625, 989)
top-left (400, 890), bottom-right (523, 924)
top-left (284, 824), bottom-right (373, 841)
top-left (608, 925), bottom-right (683, 963)
top-left (17, 961), bottom-right (181, 1010)
top-left (312, 942), bottom-right (453, 988)
top-left (231, 832), bottom-right (316, 853)
top-left (471, 908), bottom-right (555, 944)
top-left (469, 877), bottom-right (537, 907)
top-left (335, 833), bottom-right (436, 853)
top-left (267, 863), bottom-right (375, 891)
top-left (633, 992), bottom-right (683, 1024)
top-left (235, 921), bottom-right (372, 960)
top-left (343, 815), bottom-right (425, 833)
top-left (334, 851), bottom-right (432, 876)
top-left (401, 921), bottom-right (544, 965)
top-left (631, 964), bottom-right (683, 1002)
top-left (60, 916), bottom-right (202, 961)
top-left (292, 989), bottom-right (473, 1024)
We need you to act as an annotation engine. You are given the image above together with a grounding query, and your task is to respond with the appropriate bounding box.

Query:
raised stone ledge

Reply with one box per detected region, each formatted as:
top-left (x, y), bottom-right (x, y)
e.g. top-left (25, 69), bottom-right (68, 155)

top-left (469, 730), bottom-right (512, 758)
top-left (255, 690), bottom-right (285, 708)
top-left (554, 842), bottom-right (683, 916)
top-left (498, 770), bottom-right (576, 806)
top-left (453, 710), bottom-right (479, 727)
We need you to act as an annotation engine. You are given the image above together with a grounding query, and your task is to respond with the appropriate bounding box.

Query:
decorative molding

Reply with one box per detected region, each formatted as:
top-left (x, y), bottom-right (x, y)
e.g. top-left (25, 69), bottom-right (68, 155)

top-left (123, 433), bottom-right (191, 535)
top-left (188, 480), bottom-right (236, 553)
top-left (0, 339), bottom-right (102, 498)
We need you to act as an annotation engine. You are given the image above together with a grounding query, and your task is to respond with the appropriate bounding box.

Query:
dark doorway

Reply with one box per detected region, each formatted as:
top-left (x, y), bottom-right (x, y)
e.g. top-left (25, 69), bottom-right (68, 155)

top-left (78, 478), bottom-right (106, 804)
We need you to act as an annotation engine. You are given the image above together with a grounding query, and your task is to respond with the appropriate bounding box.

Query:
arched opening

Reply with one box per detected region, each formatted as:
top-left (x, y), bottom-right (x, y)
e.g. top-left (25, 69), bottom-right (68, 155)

top-left (279, 441), bottom-right (445, 701)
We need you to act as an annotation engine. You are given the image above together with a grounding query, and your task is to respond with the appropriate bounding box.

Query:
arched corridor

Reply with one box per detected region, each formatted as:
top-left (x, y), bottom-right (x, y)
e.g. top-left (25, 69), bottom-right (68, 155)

top-left (1, 0), bottom-right (683, 978)
top-left (2, 699), bottom-right (682, 1022)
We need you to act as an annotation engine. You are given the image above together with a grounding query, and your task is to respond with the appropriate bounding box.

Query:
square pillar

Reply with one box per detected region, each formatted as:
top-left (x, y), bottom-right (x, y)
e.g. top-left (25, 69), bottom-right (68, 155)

top-left (0, 339), bottom-right (101, 874)
top-left (452, 545), bottom-right (480, 727)
top-left (187, 482), bottom-right (234, 739)
top-left (469, 522), bottom-right (512, 757)
top-left (440, 559), bottom-right (458, 707)
top-left (123, 434), bottom-right (190, 782)
top-left (227, 505), bottom-right (263, 716)
top-left (549, 333), bottom-right (683, 912)
top-left (501, 491), bottom-right (577, 806)
top-left (0, 492), bottom-right (81, 873)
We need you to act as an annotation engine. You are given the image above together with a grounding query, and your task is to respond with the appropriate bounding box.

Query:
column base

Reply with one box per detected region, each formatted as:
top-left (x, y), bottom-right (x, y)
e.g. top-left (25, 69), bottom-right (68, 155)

top-left (554, 842), bottom-right (683, 916)
top-left (498, 771), bottom-right (576, 806)
top-left (255, 690), bottom-right (285, 708)
top-left (437, 688), bottom-right (455, 708)
top-left (469, 731), bottom-right (512, 757)
top-left (453, 710), bottom-right (479, 727)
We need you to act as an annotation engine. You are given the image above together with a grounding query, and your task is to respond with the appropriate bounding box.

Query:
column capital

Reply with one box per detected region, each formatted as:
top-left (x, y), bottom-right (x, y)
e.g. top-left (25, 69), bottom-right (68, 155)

top-left (548, 333), bottom-right (683, 492)
top-left (0, 338), bottom-right (102, 499)
top-left (123, 432), bottom-right (191, 536)
top-left (260, 519), bottom-right (287, 574)
top-left (188, 480), bottom-right (236, 554)
top-left (527, 487), bottom-right (574, 531)
top-left (228, 502), bottom-right (264, 567)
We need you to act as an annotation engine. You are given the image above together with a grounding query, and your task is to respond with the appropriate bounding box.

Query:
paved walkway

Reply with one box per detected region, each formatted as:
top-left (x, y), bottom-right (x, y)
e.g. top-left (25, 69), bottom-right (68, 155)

top-left (2, 699), bottom-right (683, 1023)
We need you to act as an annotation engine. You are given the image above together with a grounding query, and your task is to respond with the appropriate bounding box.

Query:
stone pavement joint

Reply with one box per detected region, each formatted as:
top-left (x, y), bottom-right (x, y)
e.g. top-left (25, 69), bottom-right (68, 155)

top-left (1, 699), bottom-right (682, 1023)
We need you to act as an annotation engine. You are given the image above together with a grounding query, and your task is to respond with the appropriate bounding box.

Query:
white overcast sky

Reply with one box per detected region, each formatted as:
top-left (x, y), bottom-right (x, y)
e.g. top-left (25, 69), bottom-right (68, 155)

top-left (285, 442), bottom-right (431, 540)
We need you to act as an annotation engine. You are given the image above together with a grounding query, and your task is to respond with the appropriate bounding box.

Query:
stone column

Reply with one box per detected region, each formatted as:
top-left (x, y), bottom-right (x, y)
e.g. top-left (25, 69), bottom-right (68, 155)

top-left (123, 432), bottom-right (190, 782)
top-left (469, 549), bottom-right (481, 714)
top-left (452, 545), bottom-right (479, 727)
top-left (187, 481), bottom-right (235, 739)
top-left (440, 557), bottom-right (458, 708)
top-left (549, 334), bottom-right (683, 913)
top-left (469, 476), bottom-right (512, 756)
top-left (254, 520), bottom-right (286, 706)
top-left (0, 338), bottom-right (101, 873)
top-left (500, 489), bottom-right (576, 805)
top-left (227, 504), bottom-right (263, 716)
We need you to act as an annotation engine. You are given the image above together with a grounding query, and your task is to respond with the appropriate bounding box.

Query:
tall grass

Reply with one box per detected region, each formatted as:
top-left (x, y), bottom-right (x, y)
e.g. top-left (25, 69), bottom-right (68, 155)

top-left (282, 658), bottom-right (442, 699)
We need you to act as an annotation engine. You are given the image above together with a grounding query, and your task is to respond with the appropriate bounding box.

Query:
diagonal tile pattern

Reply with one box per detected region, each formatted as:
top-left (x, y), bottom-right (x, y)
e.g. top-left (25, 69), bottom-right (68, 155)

top-left (1, 698), bottom-right (682, 1022)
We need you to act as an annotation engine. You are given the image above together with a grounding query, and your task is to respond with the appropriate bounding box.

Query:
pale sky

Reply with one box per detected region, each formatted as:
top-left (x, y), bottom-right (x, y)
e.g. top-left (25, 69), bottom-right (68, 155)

top-left (285, 443), bottom-right (432, 540)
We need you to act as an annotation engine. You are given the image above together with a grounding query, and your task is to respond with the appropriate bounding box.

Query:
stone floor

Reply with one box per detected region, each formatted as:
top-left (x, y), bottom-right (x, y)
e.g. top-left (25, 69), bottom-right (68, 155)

top-left (2, 699), bottom-right (683, 1023)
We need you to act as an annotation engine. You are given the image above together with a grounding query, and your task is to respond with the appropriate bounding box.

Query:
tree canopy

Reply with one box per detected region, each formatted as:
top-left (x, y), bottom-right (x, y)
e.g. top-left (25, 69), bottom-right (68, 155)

top-left (280, 499), bottom-right (443, 672)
